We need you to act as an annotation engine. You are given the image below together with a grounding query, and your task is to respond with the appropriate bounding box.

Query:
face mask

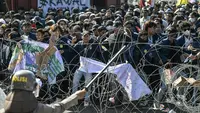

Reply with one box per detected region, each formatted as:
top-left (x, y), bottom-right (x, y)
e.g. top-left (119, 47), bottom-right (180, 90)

top-left (189, 18), bottom-right (196, 23)
top-left (183, 30), bottom-right (190, 36)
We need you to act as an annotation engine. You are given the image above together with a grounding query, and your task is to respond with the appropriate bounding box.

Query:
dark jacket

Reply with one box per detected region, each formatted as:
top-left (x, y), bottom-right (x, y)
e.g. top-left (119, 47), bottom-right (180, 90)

top-left (158, 38), bottom-right (181, 64)
top-left (176, 35), bottom-right (193, 54)
top-left (73, 39), bottom-right (97, 59)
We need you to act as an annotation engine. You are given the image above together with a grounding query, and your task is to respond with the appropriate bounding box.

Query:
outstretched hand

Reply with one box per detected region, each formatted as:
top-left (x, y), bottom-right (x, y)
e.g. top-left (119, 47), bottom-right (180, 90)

top-left (75, 89), bottom-right (87, 99)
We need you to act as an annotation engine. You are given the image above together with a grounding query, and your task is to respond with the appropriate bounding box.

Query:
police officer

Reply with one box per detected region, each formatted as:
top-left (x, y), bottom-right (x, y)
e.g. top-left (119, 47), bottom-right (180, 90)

top-left (0, 70), bottom-right (86, 113)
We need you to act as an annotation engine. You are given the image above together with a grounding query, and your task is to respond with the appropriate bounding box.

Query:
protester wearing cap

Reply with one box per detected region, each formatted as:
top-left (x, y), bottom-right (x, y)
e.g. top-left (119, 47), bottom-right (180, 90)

top-left (165, 10), bottom-right (174, 26)
top-left (140, 8), bottom-right (150, 30)
top-left (91, 24), bottom-right (99, 40)
top-left (36, 28), bottom-right (45, 43)
top-left (105, 20), bottom-right (115, 31)
top-left (154, 26), bottom-right (183, 109)
top-left (71, 25), bottom-right (82, 44)
top-left (21, 21), bottom-right (31, 32)
top-left (13, 13), bottom-right (21, 20)
top-left (176, 21), bottom-right (193, 48)
top-left (152, 18), bottom-right (166, 43)
top-left (104, 20), bottom-right (124, 55)
top-left (96, 26), bottom-right (107, 43)
top-left (8, 29), bottom-right (21, 41)
top-left (124, 20), bottom-right (139, 40)
top-left (143, 21), bottom-right (157, 44)
top-left (37, 7), bottom-right (44, 18)
top-left (45, 19), bottom-right (55, 27)
top-left (133, 8), bottom-right (140, 17)
top-left (57, 19), bottom-right (68, 30)
top-left (89, 13), bottom-right (95, 21)
top-left (109, 5), bottom-right (116, 13)
top-left (21, 21), bottom-right (36, 40)
top-left (64, 10), bottom-right (70, 20)
top-left (188, 12), bottom-right (199, 29)
top-left (24, 11), bottom-right (31, 22)
top-left (72, 31), bottom-right (96, 106)
top-left (55, 9), bottom-right (65, 22)
top-left (126, 30), bottom-right (150, 69)
top-left (0, 70), bottom-right (86, 113)
top-left (159, 27), bottom-right (180, 65)
top-left (105, 9), bottom-right (114, 20)
top-left (46, 12), bottom-right (55, 20)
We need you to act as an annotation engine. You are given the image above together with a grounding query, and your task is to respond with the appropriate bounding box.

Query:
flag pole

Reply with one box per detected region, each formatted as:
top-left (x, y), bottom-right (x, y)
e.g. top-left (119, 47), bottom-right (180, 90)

top-left (85, 45), bottom-right (127, 91)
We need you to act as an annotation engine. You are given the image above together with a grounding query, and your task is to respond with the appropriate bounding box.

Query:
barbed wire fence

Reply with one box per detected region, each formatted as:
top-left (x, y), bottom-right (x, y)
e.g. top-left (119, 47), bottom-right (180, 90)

top-left (0, 28), bottom-right (200, 113)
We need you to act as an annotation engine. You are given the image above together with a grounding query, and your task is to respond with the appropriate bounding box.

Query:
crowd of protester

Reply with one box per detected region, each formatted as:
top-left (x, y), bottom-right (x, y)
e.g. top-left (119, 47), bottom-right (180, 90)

top-left (1, 0), bottom-right (200, 108)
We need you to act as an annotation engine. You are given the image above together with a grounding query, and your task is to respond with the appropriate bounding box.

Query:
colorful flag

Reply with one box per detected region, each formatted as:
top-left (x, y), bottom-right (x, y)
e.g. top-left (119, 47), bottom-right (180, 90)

top-left (79, 57), bottom-right (152, 101)
top-left (8, 40), bottom-right (64, 84)
top-left (176, 0), bottom-right (189, 6)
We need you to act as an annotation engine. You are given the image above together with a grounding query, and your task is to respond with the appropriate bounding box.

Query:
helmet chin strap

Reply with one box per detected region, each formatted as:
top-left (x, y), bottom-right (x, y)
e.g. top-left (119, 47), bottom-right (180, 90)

top-left (33, 78), bottom-right (42, 97)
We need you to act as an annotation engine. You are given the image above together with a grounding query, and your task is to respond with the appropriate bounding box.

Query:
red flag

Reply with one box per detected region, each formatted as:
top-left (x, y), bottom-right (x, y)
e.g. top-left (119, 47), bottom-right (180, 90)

top-left (148, 0), bottom-right (155, 7)
top-left (139, 0), bottom-right (145, 8)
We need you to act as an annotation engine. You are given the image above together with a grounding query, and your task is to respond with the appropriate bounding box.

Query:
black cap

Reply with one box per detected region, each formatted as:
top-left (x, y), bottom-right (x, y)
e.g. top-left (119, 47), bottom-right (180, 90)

top-left (113, 21), bottom-right (122, 27)
top-left (82, 30), bottom-right (90, 36)
top-left (106, 20), bottom-right (113, 26)
top-left (13, 13), bottom-right (20, 17)
top-left (98, 26), bottom-right (107, 31)
top-left (47, 12), bottom-right (55, 16)
top-left (22, 21), bottom-right (31, 27)
top-left (92, 24), bottom-right (100, 31)
top-left (36, 22), bottom-right (44, 29)
top-left (166, 27), bottom-right (177, 34)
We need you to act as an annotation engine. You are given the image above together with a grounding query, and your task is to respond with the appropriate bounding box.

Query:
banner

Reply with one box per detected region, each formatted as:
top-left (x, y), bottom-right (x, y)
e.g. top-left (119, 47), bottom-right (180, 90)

top-left (38, 0), bottom-right (90, 14)
top-left (8, 40), bottom-right (65, 84)
top-left (79, 57), bottom-right (152, 101)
